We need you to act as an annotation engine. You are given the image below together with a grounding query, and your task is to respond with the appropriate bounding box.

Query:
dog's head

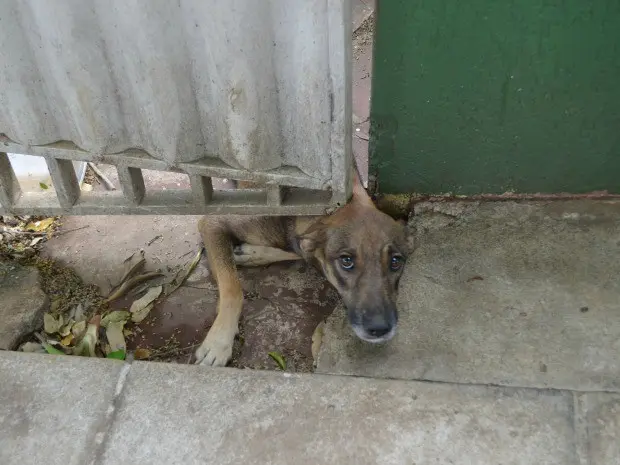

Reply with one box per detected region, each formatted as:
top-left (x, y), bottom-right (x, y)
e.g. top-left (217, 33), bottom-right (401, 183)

top-left (298, 173), bottom-right (409, 343)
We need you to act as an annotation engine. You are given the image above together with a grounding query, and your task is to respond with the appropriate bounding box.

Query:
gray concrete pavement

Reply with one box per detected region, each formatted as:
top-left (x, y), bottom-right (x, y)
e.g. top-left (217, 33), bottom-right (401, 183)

top-left (0, 262), bottom-right (48, 350)
top-left (1, 351), bottom-right (611, 465)
top-left (0, 353), bottom-right (123, 465)
top-left (2, 200), bottom-right (620, 464)
top-left (578, 392), bottom-right (620, 465)
top-left (317, 201), bottom-right (620, 392)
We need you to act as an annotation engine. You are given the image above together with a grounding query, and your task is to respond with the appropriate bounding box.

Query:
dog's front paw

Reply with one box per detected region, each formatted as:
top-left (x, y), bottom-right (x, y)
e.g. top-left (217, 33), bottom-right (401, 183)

top-left (195, 327), bottom-right (236, 367)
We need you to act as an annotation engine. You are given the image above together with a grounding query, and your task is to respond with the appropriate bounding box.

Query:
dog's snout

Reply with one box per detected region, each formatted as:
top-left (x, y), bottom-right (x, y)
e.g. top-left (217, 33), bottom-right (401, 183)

top-left (364, 318), bottom-right (392, 338)
top-left (348, 306), bottom-right (398, 343)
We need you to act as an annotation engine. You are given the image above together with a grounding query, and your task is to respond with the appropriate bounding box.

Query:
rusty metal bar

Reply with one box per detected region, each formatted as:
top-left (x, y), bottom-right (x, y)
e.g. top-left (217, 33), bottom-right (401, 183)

top-left (116, 167), bottom-right (145, 205)
top-left (45, 157), bottom-right (80, 208)
top-left (0, 153), bottom-right (22, 208)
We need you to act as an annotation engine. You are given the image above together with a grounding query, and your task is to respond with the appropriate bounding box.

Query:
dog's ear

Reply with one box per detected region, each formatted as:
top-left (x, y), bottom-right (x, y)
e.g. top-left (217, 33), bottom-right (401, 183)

top-left (351, 164), bottom-right (373, 206)
top-left (297, 220), bottom-right (327, 255)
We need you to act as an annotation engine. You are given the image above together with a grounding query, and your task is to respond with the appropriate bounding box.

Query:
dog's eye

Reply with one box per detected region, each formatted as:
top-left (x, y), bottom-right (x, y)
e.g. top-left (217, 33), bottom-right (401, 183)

top-left (390, 255), bottom-right (404, 271)
top-left (339, 255), bottom-right (354, 270)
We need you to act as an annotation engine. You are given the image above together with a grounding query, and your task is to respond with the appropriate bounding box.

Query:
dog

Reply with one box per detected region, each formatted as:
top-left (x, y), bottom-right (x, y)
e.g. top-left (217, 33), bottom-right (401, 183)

top-left (195, 166), bottom-right (409, 367)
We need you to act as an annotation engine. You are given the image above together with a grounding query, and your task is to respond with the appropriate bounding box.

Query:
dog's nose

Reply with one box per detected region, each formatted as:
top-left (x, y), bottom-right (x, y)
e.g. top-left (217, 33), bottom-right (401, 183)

top-left (364, 319), bottom-right (393, 338)
top-left (349, 306), bottom-right (398, 343)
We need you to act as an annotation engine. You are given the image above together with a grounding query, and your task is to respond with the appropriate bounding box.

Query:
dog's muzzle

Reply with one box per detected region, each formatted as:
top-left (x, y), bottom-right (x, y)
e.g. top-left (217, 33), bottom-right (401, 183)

top-left (348, 308), bottom-right (398, 343)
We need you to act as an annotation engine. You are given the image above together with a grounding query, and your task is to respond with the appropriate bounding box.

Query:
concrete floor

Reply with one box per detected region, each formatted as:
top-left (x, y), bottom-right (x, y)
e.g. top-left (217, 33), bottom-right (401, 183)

top-left (26, 200), bottom-right (620, 464)
top-left (4, 351), bottom-right (618, 465)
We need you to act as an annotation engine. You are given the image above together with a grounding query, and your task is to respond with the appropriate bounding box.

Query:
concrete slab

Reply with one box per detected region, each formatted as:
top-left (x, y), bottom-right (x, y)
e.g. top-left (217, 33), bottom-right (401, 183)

top-left (0, 352), bottom-right (123, 465)
top-left (317, 201), bottom-right (620, 392)
top-left (101, 361), bottom-right (578, 465)
top-left (0, 262), bottom-right (48, 350)
top-left (577, 392), bottom-right (620, 465)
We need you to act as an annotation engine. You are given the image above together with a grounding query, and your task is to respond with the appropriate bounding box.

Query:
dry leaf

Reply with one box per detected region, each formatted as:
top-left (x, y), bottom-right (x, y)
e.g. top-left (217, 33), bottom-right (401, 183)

top-left (105, 320), bottom-right (126, 353)
top-left (30, 237), bottom-right (44, 247)
top-left (130, 285), bottom-right (162, 323)
top-left (60, 334), bottom-right (74, 346)
top-left (73, 303), bottom-right (86, 322)
top-left (311, 321), bottom-right (325, 365)
top-left (128, 281), bottom-right (155, 299)
top-left (20, 342), bottom-right (45, 353)
top-left (101, 310), bottom-right (131, 328)
top-left (134, 348), bottom-right (151, 360)
top-left (50, 298), bottom-right (61, 313)
top-left (119, 251), bottom-right (146, 285)
top-left (59, 319), bottom-right (75, 337)
top-left (106, 272), bottom-right (162, 302)
top-left (71, 320), bottom-right (87, 339)
top-left (106, 250), bottom-right (147, 297)
top-left (43, 313), bottom-right (63, 334)
top-left (131, 303), bottom-right (153, 324)
top-left (25, 217), bottom-right (55, 232)
top-left (72, 315), bottom-right (100, 357)
top-left (163, 248), bottom-right (203, 296)
top-left (34, 332), bottom-right (65, 355)
top-left (147, 235), bottom-right (162, 246)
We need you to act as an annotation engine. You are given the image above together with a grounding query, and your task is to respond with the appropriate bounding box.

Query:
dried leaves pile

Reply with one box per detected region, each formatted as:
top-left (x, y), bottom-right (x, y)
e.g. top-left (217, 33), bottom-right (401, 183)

top-left (0, 215), bottom-right (60, 260)
top-left (25, 248), bottom-right (204, 361)
top-left (2, 214), bottom-right (205, 362)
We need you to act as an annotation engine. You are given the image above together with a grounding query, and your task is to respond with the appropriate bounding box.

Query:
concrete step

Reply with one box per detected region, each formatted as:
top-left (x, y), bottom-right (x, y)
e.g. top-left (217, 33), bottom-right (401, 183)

top-left (317, 201), bottom-right (620, 393)
top-left (1, 351), bottom-right (617, 465)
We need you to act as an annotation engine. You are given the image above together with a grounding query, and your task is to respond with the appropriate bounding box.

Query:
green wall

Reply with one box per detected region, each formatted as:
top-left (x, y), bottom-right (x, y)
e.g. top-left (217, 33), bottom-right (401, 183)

top-left (370, 0), bottom-right (620, 195)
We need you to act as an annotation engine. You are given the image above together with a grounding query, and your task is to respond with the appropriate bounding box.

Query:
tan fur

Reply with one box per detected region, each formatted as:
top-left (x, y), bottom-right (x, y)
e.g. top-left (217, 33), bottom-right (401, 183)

top-left (195, 167), bottom-right (408, 367)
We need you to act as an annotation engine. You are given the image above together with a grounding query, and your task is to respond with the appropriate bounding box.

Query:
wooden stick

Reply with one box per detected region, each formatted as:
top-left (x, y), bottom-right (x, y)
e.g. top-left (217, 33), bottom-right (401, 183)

top-left (87, 162), bottom-right (116, 190)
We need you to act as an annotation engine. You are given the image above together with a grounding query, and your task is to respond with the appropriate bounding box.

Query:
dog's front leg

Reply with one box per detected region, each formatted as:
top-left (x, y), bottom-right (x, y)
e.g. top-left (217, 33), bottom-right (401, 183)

top-left (195, 219), bottom-right (242, 367)
top-left (233, 244), bottom-right (302, 267)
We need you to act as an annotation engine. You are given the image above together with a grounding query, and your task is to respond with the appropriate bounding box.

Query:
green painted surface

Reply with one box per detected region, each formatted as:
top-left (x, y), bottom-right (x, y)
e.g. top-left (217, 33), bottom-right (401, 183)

top-left (370, 0), bottom-right (620, 194)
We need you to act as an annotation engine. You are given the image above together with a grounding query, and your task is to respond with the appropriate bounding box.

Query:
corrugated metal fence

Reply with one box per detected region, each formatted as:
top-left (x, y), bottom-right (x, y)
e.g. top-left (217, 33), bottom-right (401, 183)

top-left (0, 0), bottom-right (351, 215)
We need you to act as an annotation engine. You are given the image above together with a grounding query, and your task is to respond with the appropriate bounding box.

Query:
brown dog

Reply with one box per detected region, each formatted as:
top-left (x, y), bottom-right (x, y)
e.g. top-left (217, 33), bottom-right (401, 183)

top-left (195, 168), bottom-right (408, 367)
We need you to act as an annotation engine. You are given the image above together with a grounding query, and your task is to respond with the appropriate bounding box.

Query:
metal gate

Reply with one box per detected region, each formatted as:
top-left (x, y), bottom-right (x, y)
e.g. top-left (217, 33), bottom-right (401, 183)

top-left (0, 0), bottom-right (352, 216)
